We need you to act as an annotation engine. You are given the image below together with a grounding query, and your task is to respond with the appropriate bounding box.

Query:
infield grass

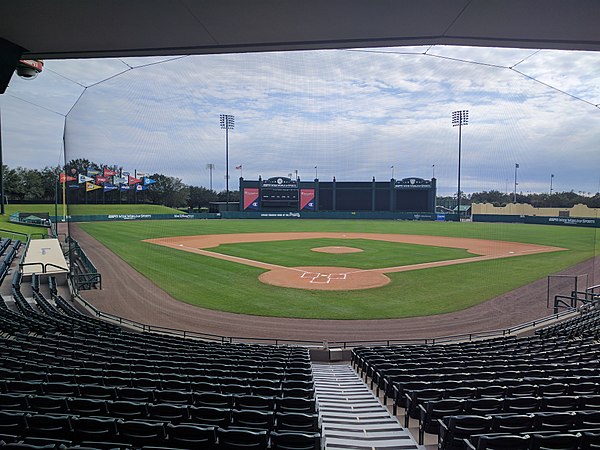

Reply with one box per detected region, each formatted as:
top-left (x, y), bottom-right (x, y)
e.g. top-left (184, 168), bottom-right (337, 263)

top-left (209, 238), bottom-right (475, 269)
top-left (78, 219), bottom-right (600, 319)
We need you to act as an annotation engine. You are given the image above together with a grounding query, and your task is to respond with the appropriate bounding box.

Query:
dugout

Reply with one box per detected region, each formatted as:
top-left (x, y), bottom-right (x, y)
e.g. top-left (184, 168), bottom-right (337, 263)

top-left (240, 176), bottom-right (436, 213)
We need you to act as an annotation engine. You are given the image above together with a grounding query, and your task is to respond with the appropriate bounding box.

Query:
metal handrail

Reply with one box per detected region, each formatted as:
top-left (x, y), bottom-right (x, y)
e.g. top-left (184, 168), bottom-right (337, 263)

top-left (74, 291), bottom-right (578, 348)
top-left (19, 262), bottom-right (68, 273)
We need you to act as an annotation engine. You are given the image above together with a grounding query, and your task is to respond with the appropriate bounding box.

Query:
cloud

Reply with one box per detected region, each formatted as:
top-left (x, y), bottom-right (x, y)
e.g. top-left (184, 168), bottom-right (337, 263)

top-left (1, 45), bottom-right (599, 196)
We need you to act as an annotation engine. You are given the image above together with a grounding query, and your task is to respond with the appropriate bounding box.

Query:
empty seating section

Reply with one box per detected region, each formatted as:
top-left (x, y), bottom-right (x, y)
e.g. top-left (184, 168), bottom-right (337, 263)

top-left (352, 306), bottom-right (600, 449)
top-left (0, 239), bottom-right (20, 287)
top-left (0, 268), bottom-right (321, 449)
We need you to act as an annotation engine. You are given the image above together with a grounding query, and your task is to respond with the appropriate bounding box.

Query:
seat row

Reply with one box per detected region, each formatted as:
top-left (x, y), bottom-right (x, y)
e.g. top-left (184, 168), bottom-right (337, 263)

top-left (464, 430), bottom-right (600, 450)
top-left (437, 412), bottom-right (600, 450)
top-left (397, 378), bottom-right (600, 414)
top-left (418, 397), bottom-right (600, 443)
top-left (0, 392), bottom-right (317, 417)
top-left (0, 401), bottom-right (319, 433)
top-left (0, 412), bottom-right (321, 449)
top-left (0, 360), bottom-right (313, 384)
top-left (392, 374), bottom-right (600, 410)
top-left (0, 377), bottom-right (314, 399)
top-left (0, 349), bottom-right (310, 377)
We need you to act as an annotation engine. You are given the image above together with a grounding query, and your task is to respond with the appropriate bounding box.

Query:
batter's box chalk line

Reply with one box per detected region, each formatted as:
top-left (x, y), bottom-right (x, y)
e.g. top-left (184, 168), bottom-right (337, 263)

top-left (301, 271), bottom-right (348, 284)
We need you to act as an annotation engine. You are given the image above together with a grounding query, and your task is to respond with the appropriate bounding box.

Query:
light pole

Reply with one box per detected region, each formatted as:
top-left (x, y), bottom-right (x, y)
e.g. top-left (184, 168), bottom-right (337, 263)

top-left (452, 110), bottom-right (468, 221)
top-left (550, 173), bottom-right (554, 195)
top-left (514, 163), bottom-right (519, 203)
top-left (314, 166), bottom-right (318, 180)
top-left (432, 164), bottom-right (435, 178)
top-left (390, 165), bottom-right (394, 179)
top-left (206, 163), bottom-right (215, 191)
top-left (219, 114), bottom-right (234, 209)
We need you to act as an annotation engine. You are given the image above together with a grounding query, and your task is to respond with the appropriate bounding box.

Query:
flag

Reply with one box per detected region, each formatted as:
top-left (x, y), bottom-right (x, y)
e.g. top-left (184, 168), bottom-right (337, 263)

top-left (113, 176), bottom-right (128, 185)
top-left (120, 185), bottom-right (131, 192)
top-left (128, 175), bottom-right (141, 185)
top-left (136, 184), bottom-right (147, 191)
top-left (103, 183), bottom-right (118, 192)
top-left (86, 168), bottom-right (100, 176)
top-left (104, 168), bottom-right (117, 177)
top-left (95, 176), bottom-right (109, 184)
top-left (121, 171), bottom-right (130, 177)
top-left (78, 174), bottom-right (93, 184)
top-left (235, 165), bottom-right (242, 170)
top-left (67, 183), bottom-right (79, 189)
top-left (143, 177), bottom-right (156, 186)
top-left (136, 171), bottom-right (146, 177)
top-left (85, 182), bottom-right (102, 192)
top-left (515, 163), bottom-right (520, 169)
top-left (59, 173), bottom-right (76, 183)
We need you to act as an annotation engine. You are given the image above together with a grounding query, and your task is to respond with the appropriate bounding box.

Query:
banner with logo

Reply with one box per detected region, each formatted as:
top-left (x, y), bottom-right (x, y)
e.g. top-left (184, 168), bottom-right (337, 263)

top-left (243, 188), bottom-right (260, 211)
top-left (85, 182), bottom-right (102, 192)
top-left (300, 189), bottom-right (315, 211)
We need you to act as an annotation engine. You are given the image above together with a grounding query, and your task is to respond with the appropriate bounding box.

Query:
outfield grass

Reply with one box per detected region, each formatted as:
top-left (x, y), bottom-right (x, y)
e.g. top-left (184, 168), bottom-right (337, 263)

top-left (0, 204), bottom-right (181, 238)
top-left (0, 204), bottom-right (52, 237)
top-left (78, 219), bottom-right (600, 319)
top-left (209, 238), bottom-right (475, 269)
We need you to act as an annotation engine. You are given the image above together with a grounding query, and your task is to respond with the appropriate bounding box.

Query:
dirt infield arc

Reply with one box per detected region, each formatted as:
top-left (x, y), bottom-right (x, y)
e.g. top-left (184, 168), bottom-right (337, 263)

top-left (145, 232), bottom-right (563, 291)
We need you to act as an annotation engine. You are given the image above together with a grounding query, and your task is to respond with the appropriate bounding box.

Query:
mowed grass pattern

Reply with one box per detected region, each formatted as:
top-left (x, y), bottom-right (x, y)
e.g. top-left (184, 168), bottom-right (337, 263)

top-left (79, 219), bottom-right (600, 319)
top-left (208, 238), bottom-right (475, 269)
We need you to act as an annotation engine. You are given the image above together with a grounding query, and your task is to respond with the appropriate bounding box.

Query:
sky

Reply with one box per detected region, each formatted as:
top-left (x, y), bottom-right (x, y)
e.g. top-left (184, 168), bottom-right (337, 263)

top-left (1, 45), bottom-right (599, 196)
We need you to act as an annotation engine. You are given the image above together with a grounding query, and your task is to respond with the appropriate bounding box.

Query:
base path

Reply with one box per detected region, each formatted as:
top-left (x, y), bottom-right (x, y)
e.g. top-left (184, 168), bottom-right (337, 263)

top-left (69, 224), bottom-right (598, 343)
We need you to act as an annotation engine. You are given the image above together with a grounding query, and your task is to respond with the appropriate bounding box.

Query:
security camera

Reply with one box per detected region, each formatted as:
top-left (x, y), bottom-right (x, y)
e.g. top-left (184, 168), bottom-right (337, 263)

top-left (15, 60), bottom-right (44, 79)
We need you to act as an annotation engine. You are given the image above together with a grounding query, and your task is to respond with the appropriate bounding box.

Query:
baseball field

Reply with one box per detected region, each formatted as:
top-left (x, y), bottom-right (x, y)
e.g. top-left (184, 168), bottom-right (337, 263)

top-left (77, 219), bottom-right (599, 320)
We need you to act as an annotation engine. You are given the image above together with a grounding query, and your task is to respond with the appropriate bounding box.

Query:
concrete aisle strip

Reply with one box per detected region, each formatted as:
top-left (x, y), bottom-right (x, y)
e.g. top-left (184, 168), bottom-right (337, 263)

top-left (313, 363), bottom-right (419, 449)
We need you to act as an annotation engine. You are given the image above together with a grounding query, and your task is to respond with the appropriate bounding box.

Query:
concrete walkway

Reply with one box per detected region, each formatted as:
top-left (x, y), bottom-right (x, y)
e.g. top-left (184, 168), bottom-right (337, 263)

top-left (313, 363), bottom-right (419, 449)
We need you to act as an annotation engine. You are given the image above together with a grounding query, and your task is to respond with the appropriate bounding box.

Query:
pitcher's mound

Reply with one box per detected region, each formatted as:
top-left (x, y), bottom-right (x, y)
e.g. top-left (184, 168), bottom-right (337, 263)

top-left (259, 266), bottom-right (390, 291)
top-left (311, 246), bottom-right (363, 254)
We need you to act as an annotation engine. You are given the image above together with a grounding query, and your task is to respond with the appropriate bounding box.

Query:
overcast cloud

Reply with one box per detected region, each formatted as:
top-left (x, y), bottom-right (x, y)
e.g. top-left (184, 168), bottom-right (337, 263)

top-left (0, 45), bottom-right (599, 196)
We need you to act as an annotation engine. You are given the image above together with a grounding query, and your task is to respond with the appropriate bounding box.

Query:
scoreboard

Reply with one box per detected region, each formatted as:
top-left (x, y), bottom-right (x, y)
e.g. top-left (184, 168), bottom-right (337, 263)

top-left (260, 177), bottom-right (299, 210)
top-left (240, 176), bottom-right (435, 213)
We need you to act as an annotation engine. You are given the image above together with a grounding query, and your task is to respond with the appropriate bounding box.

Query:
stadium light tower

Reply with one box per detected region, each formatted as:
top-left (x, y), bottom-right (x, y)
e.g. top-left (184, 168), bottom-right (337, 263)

top-left (452, 110), bottom-right (468, 221)
top-left (219, 114), bottom-right (235, 209)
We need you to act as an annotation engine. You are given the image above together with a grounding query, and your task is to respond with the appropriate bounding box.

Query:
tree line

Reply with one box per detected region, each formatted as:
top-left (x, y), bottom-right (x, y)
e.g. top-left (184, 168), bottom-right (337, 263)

top-left (1, 161), bottom-right (239, 210)
top-left (437, 190), bottom-right (600, 208)
top-left (2, 162), bottom-right (598, 210)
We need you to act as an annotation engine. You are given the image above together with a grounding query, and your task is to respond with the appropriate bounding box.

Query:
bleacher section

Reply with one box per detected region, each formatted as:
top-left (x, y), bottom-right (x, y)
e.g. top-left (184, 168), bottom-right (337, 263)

top-left (0, 269), bottom-right (321, 449)
top-left (0, 239), bottom-right (21, 286)
top-left (353, 305), bottom-right (600, 449)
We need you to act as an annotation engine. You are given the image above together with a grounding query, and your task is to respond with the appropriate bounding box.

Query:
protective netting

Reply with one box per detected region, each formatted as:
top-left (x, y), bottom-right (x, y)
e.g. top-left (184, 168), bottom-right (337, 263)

top-left (45, 46), bottom-right (600, 194)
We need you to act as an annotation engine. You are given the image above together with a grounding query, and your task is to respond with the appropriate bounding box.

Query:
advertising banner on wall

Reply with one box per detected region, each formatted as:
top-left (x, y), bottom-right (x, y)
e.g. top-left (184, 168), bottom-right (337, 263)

top-left (244, 188), bottom-right (260, 211)
top-left (300, 189), bottom-right (315, 211)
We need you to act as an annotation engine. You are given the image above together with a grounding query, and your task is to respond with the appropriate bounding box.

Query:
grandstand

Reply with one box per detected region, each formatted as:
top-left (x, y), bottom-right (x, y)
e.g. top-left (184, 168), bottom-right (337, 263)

top-left (0, 231), bottom-right (598, 448)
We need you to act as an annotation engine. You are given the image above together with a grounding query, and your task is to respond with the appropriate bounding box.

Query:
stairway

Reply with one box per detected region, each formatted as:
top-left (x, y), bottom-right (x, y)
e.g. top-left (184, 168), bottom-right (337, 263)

top-left (313, 363), bottom-right (419, 449)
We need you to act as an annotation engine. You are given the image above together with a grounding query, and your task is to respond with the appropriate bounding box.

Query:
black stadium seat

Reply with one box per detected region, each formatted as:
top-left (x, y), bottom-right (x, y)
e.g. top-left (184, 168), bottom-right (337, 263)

top-left (166, 423), bottom-right (217, 449)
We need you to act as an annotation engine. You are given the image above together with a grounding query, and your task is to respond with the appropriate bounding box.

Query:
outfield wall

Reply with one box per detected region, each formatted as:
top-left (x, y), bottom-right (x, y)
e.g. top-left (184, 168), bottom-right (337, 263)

top-left (51, 211), bottom-right (454, 222)
top-left (473, 214), bottom-right (600, 228)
